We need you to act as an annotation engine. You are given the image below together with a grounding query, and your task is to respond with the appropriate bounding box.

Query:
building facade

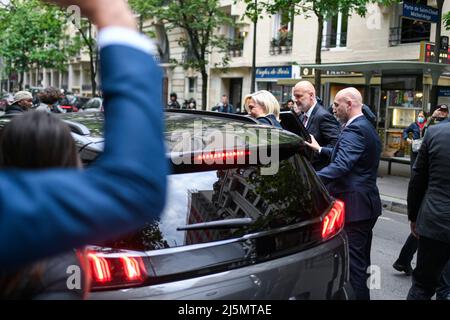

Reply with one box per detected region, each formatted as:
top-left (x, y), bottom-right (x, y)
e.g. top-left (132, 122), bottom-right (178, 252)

top-left (15, 1), bottom-right (450, 117)
top-left (206, 0), bottom-right (450, 158)
top-left (209, 0), bottom-right (450, 109)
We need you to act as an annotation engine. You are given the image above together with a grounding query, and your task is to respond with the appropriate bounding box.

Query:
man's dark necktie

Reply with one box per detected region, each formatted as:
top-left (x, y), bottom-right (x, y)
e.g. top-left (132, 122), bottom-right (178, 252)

top-left (303, 115), bottom-right (308, 126)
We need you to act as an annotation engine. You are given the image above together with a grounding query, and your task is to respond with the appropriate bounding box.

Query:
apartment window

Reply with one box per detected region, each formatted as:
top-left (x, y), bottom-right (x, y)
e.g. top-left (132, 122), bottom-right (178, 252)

top-left (227, 23), bottom-right (244, 57)
top-left (323, 12), bottom-right (348, 49)
top-left (270, 9), bottom-right (294, 55)
top-left (273, 8), bottom-right (294, 36)
top-left (153, 24), bottom-right (170, 63)
top-left (400, 18), bottom-right (430, 44)
top-left (272, 9), bottom-right (294, 47)
top-left (188, 77), bottom-right (196, 93)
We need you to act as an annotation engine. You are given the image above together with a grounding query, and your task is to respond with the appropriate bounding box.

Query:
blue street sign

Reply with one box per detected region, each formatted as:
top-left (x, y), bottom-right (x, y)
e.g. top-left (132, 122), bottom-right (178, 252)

top-left (438, 87), bottom-right (450, 97)
top-left (255, 66), bottom-right (292, 79)
top-left (402, 2), bottom-right (439, 23)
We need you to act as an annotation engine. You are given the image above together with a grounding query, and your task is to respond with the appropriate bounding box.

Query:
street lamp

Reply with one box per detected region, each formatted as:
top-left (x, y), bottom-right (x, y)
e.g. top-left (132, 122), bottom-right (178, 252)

top-left (250, 0), bottom-right (257, 93)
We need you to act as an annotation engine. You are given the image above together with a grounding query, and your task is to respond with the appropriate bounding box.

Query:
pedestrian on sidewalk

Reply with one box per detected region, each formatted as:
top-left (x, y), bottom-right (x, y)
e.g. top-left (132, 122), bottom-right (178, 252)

top-left (212, 94), bottom-right (234, 113)
top-left (392, 111), bottom-right (427, 275)
top-left (305, 87), bottom-right (382, 300)
top-left (167, 92), bottom-right (181, 109)
top-left (424, 104), bottom-right (449, 133)
top-left (403, 111), bottom-right (426, 170)
top-left (35, 87), bottom-right (66, 113)
top-left (406, 119), bottom-right (450, 300)
top-left (4, 91), bottom-right (33, 116)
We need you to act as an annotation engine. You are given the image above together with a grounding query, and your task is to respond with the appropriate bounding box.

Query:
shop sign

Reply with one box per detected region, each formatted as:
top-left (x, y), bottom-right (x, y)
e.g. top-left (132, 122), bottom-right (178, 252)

top-left (438, 87), bottom-right (450, 97)
top-left (420, 42), bottom-right (450, 64)
top-left (402, 2), bottom-right (439, 23)
top-left (255, 66), bottom-right (300, 79)
top-left (300, 67), bottom-right (355, 77)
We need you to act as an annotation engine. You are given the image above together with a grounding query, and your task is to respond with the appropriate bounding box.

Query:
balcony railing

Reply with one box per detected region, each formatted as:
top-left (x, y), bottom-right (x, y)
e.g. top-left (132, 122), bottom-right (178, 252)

top-left (322, 32), bottom-right (347, 49)
top-left (389, 27), bottom-right (430, 47)
top-left (269, 35), bottom-right (292, 55)
top-left (269, 44), bottom-right (292, 55)
top-left (82, 84), bottom-right (92, 91)
top-left (228, 40), bottom-right (243, 57)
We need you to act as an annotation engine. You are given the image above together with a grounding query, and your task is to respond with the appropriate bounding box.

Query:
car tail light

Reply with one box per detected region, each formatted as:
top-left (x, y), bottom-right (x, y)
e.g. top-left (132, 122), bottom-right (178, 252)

top-left (87, 250), bottom-right (148, 291)
top-left (321, 200), bottom-right (345, 240)
top-left (120, 256), bottom-right (143, 281)
top-left (88, 253), bottom-right (112, 283)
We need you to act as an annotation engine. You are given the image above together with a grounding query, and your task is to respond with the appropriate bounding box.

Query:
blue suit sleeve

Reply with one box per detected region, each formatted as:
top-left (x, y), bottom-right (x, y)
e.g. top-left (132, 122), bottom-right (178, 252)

top-left (0, 45), bottom-right (168, 269)
top-left (319, 147), bottom-right (333, 160)
top-left (317, 127), bottom-right (365, 185)
top-left (407, 130), bottom-right (429, 222)
top-left (403, 123), bottom-right (413, 140)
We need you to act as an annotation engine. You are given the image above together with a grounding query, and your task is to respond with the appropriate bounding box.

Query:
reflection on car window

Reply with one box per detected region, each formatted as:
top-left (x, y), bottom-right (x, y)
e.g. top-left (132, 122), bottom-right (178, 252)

top-left (105, 153), bottom-right (330, 251)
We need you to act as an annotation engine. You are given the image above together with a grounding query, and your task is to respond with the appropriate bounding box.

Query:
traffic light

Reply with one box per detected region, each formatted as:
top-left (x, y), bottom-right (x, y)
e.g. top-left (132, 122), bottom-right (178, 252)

top-left (441, 36), bottom-right (449, 51)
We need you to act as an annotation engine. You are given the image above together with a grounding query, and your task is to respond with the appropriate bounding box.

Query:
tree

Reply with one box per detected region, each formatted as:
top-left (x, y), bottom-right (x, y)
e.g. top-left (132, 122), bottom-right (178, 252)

top-left (69, 19), bottom-right (99, 97)
top-left (0, 0), bottom-right (79, 90)
top-left (444, 11), bottom-right (450, 30)
top-left (129, 0), bottom-right (157, 32)
top-left (130, 0), bottom-right (234, 110)
top-left (244, 0), bottom-right (399, 96)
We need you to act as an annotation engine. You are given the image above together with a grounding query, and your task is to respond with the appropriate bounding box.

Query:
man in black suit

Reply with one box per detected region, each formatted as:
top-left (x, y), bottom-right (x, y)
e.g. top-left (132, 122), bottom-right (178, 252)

top-left (293, 81), bottom-right (340, 170)
top-left (407, 120), bottom-right (450, 300)
top-left (305, 87), bottom-right (382, 300)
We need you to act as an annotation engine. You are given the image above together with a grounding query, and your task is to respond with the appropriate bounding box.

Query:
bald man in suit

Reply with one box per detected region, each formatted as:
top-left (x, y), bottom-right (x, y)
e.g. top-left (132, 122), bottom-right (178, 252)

top-left (293, 81), bottom-right (340, 170)
top-left (305, 88), bottom-right (382, 300)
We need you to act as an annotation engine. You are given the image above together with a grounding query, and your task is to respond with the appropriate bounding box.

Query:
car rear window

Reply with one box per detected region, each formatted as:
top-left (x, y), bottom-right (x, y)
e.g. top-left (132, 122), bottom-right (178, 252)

top-left (103, 152), bottom-right (332, 251)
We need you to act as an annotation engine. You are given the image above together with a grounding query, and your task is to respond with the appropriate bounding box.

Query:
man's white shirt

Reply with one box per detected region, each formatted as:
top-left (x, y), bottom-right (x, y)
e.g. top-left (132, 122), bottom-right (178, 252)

top-left (98, 26), bottom-right (157, 55)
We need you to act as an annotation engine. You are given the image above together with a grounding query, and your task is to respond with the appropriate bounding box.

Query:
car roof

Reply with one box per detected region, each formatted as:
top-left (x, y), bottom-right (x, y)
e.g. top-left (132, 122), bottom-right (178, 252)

top-left (0, 111), bottom-right (302, 155)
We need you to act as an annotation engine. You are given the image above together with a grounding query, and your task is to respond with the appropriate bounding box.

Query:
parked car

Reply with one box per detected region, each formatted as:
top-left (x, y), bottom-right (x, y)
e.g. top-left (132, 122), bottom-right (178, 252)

top-left (57, 94), bottom-right (91, 113)
top-left (82, 97), bottom-right (103, 112)
top-left (0, 110), bottom-right (351, 300)
top-left (0, 93), bottom-right (13, 111)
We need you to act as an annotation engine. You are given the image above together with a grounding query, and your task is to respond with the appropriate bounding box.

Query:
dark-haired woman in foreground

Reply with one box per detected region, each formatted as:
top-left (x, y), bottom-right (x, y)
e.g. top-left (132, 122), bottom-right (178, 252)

top-left (0, 112), bottom-right (89, 299)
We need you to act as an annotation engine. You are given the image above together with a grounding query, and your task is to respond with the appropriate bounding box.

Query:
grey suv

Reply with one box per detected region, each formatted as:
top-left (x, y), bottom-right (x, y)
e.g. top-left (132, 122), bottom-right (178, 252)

top-left (0, 110), bottom-right (352, 300)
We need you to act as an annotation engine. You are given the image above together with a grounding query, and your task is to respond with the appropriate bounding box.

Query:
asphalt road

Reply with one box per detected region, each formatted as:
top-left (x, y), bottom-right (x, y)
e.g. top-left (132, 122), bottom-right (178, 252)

top-left (371, 209), bottom-right (414, 300)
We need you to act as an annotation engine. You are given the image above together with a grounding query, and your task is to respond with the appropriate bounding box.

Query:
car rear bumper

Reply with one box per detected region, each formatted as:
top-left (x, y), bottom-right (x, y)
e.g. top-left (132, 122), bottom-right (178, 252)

top-left (89, 233), bottom-right (349, 300)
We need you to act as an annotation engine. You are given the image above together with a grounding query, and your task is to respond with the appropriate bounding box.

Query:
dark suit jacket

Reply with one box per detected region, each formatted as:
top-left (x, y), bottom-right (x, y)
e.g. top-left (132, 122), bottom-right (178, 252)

top-left (300, 104), bottom-right (340, 170)
top-left (408, 121), bottom-right (450, 244)
top-left (319, 115), bottom-right (382, 223)
top-left (0, 45), bottom-right (168, 269)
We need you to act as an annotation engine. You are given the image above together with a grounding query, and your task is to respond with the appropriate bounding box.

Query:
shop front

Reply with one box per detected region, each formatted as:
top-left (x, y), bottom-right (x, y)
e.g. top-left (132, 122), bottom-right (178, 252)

top-left (277, 61), bottom-right (450, 160)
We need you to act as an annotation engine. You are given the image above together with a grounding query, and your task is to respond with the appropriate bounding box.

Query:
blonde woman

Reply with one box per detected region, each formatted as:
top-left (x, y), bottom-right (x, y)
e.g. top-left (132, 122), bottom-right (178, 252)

top-left (244, 90), bottom-right (282, 128)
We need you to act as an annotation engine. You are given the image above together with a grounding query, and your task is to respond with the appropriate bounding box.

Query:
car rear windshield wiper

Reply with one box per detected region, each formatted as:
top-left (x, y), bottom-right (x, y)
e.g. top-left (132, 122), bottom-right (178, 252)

top-left (177, 218), bottom-right (254, 231)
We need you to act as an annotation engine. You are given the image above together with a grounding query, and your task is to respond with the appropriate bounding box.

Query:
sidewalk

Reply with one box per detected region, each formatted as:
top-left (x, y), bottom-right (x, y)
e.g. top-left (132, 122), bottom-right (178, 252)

top-left (377, 160), bottom-right (410, 215)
